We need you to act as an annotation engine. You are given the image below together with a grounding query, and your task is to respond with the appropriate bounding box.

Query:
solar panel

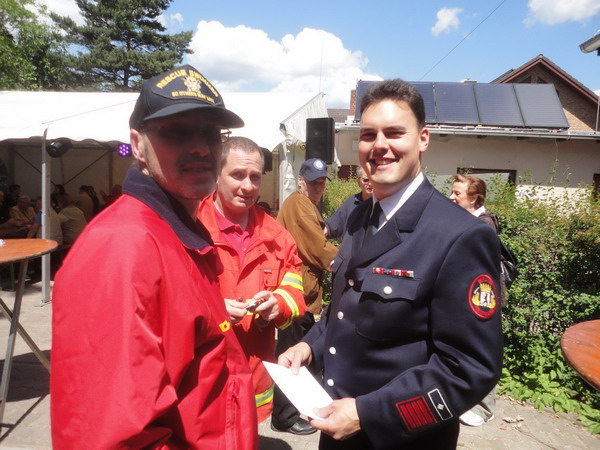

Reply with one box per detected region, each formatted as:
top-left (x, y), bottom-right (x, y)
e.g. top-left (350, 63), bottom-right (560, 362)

top-left (352, 80), bottom-right (569, 130)
top-left (474, 84), bottom-right (524, 127)
top-left (513, 84), bottom-right (569, 128)
top-left (354, 80), bottom-right (377, 122)
top-left (434, 82), bottom-right (480, 125)
top-left (410, 82), bottom-right (436, 123)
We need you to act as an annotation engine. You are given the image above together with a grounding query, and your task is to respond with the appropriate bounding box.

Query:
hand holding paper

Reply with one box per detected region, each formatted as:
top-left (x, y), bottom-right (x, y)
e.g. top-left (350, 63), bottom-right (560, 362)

top-left (263, 362), bottom-right (333, 420)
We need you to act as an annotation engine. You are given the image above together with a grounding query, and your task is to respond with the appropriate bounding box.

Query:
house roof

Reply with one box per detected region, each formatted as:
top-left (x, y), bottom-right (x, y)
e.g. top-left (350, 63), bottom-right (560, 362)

top-left (328, 108), bottom-right (350, 124)
top-left (491, 54), bottom-right (599, 105)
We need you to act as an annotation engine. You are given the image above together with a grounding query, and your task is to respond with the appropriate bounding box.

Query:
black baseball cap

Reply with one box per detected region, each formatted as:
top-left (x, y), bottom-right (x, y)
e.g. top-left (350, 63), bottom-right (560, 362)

top-left (129, 65), bottom-right (244, 129)
top-left (299, 158), bottom-right (329, 181)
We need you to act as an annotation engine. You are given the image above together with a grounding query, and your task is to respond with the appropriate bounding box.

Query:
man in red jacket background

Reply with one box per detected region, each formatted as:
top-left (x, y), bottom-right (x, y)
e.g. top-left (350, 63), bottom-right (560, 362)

top-left (198, 136), bottom-right (306, 423)
top-left (51, 66), bottom-right (258, 449)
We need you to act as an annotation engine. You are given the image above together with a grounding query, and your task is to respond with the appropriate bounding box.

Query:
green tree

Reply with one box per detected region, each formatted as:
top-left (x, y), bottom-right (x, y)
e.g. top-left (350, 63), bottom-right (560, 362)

top-left (0, 0), bottom-right (69, 90)
top-left (51, 0), bottom-right (193, 91)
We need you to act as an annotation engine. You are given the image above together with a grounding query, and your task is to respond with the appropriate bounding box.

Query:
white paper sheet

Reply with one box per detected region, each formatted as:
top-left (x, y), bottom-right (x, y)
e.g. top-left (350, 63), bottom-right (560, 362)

top-left (263, 362), bottom-right (333, 420)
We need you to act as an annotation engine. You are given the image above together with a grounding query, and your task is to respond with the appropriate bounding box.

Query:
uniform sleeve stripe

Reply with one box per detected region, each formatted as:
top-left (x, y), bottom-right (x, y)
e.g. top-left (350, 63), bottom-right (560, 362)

top-left (273, 289), bottom-right (299, 330)
top-left (280, 272), bottom-right (303, 292)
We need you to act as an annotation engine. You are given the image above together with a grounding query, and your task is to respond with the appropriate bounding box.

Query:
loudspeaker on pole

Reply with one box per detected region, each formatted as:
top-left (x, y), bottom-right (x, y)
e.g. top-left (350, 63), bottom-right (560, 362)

top-left (306, 117), bottom-right (335, 164)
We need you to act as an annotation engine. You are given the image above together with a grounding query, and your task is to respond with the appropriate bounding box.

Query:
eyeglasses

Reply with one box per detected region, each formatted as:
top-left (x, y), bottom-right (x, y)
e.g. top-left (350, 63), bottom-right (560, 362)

top-left (141, 123), bottom-right (231, 145)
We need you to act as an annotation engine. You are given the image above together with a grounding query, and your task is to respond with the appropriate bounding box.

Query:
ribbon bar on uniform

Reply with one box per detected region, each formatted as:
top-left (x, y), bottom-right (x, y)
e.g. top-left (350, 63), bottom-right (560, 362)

top-left (373, 267), bottom-right (415, 278)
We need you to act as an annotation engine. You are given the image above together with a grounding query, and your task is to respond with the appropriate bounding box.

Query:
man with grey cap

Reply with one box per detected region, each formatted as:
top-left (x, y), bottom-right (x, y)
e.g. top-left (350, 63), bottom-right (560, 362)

top-left (51, 65), bottom-right (258, 449)
top-left (271, 158), bottom-right (338, 435)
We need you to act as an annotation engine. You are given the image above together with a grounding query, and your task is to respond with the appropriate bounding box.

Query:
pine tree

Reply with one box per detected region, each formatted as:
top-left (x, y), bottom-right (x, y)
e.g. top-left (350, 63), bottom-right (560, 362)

top-left (51, 0), bottom-right (192, 91)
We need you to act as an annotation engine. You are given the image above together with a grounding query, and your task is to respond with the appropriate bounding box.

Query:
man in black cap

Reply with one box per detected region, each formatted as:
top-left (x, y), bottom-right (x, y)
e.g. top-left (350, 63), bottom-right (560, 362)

top-left (271, 158), bottom-right (338, 435)
top-left (51, 65), bottom-right (258, 449)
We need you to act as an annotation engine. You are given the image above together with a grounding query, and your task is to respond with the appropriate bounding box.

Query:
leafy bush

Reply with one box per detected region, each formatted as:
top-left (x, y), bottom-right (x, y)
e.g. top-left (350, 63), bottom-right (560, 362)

top-left (484, 175), bottom-right (600, 434)
top-left (322, 171), bottom-right (600, 433)
top-left (323, 169), bottom-right (361, 219)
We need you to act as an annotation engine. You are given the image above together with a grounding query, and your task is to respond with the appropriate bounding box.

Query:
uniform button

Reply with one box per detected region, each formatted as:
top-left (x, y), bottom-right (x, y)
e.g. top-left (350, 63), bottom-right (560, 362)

top-left (383, 286), bottom-right (392, 295)
top-left (337, 311), bottom-right (344, 320)
top-left (327, 379), bottom-right (335, 386)
top-left (329, 347), bottom-right (336, 355)
top-left (348, 279), bottom-right (354, 287)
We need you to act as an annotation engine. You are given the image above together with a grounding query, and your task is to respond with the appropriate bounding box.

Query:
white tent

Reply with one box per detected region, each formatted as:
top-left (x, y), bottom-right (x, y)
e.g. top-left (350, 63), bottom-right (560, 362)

top-left (0, 90), bottom-right (328, 302)
top-left (0, 90), bottom-right (324, 149)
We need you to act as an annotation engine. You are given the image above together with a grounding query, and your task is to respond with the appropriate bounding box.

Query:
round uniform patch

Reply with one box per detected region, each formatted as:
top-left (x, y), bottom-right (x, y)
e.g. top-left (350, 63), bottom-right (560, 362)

top-left (468, 274), bottom-right (498, 319)
top-left (314, 159), bottom-right (325, 170)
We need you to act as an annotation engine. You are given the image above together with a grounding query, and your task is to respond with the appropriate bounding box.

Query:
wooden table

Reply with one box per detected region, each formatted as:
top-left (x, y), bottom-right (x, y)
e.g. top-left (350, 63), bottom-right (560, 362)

top-left (560, 319), bottom-right (600, 392)
top-left (0, 239), bottom-right (57, 429)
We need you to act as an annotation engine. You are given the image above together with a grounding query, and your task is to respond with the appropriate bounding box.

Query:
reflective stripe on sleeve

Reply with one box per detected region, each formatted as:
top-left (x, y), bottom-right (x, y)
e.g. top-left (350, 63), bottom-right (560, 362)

top-left (273, 288), bottom-right (299, 330)
top-left (255, 384), bottom-right (274, 408)
top-left (280, 272), bottom-right (304, 292)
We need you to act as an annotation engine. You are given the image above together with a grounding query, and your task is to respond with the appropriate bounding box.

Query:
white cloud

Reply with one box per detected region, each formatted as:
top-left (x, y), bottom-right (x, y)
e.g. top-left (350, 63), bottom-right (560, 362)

top-left (431, 8), bottom-right (463, 37)
top-left (525, 0), bottom-right (600, 25)
top-left (158, 13), bottom-right (184, 29)
top-left (187, 21), bottom-right (380, 108)
top-left (39, 0), bottom-right (84, 25)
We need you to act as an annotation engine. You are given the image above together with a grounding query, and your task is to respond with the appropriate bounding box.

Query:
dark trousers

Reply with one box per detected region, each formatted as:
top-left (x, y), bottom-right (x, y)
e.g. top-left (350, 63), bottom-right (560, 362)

top-left (271, 312), bottom-right (316, 428)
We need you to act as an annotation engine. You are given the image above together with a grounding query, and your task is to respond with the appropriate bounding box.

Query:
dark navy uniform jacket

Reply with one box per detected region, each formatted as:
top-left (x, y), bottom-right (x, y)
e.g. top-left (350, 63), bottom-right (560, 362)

top-left (304, 177), bottom-right (503, 450)
top-left (325, 192), bottom-right (364, 239)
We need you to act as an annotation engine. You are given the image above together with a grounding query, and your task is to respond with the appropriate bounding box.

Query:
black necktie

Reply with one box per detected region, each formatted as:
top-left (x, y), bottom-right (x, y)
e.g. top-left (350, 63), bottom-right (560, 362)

top-left (364, 202), bottom-right (382, 243)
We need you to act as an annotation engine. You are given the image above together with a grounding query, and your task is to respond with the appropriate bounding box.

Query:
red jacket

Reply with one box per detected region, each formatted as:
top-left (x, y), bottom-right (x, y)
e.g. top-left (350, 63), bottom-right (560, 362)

top-left (51, 169), bottom-right (257, 449)
top-left (198, 195), bottom-right (305, 422)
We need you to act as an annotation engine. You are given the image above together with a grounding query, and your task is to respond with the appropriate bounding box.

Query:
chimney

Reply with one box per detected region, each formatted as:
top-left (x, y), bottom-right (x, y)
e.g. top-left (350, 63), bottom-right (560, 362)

top-left (349, 89), bottom-right (356, 117)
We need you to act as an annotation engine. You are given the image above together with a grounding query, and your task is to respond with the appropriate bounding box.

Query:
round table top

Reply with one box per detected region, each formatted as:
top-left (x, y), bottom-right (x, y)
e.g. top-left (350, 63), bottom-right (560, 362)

top-left (560, 319), bottom-right (600, 392)
top-left (0, 239), bottom-right (58, 264)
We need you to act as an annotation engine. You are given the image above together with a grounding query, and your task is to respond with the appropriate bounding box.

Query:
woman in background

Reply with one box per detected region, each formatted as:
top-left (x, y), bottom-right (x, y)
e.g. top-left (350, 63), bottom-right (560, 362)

top-left (450, 174), bottom-right (503, 427)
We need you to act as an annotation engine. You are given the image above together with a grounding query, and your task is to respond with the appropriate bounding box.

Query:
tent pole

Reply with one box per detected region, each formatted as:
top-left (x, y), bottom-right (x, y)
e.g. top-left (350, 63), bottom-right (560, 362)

top-left (39, 130), bottom-right (52, 306)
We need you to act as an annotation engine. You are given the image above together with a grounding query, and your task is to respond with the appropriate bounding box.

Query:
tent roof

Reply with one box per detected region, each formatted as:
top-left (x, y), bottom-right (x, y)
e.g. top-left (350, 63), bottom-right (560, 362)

top-left (0, 90), bottom-right (323, 151)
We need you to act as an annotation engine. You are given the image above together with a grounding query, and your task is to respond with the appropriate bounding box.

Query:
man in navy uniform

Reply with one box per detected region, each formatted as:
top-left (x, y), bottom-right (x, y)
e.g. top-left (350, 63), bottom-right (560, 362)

top-left (278, 79), bottom-right (503, 449)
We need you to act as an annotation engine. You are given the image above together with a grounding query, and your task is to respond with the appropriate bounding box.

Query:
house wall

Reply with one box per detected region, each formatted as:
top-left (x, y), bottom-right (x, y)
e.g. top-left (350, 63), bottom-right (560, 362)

top-left (334, 129), bottom-right (600, 189)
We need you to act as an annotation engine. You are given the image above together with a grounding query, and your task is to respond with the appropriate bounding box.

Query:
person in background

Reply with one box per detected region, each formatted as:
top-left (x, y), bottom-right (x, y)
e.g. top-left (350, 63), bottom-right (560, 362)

top-left (257, 201), bottom-right (273, 216)
top-left (50, 65), bottom-right (258, 449)
top-left (324, 166), bottom-right (373, 239)
top-left (54, 184), bottom-right (66, 196)
top-left (198, 136), bottom-right (306, 423)
top-left (27, 197), bottom-right (63, 244)
top-left (10, 195), bottom-right (35, 226)
top-left (0, 191), bottom-right (22, 233)
top-left (5, 184), bottom-right (21, 209)
top-left (278, 79), bottom-right (503, 449)
top-left (0, 191), bottom-right (12, 225)
top-left (100, 184), bottom-right (122, 209)
top-left (55, 194), bottom-right (87, 245)
top-left (271, 157), bottom-right (338, 436)
top-left (26, 197), bottom-right (64, 279)
top-left (450, 173), bottom-right (503, 427)
top-left (75, 185), bottom-right (95, 222)
top-left (83, 185), bottom-right (101, 216)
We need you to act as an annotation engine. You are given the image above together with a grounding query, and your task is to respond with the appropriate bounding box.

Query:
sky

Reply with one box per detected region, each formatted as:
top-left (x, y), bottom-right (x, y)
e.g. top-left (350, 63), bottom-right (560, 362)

top-left (40, 0), bottom-right (600, 108)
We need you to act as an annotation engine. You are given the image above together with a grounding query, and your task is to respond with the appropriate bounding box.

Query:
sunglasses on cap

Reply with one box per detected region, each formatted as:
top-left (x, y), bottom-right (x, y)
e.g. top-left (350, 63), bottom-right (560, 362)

top-left (141, 123), bottom-right (231, 146)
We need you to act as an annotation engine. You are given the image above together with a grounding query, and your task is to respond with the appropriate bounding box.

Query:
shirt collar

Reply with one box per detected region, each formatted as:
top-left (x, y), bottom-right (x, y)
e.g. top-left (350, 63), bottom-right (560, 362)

top-left (473, 205), bottom-right (486, 217)
top-left (122, 167), bottom-right (213, 251)
top-left (214, 206), bottom-right (254, 235)
top-left (373, 172), bottom-right (425, 223)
